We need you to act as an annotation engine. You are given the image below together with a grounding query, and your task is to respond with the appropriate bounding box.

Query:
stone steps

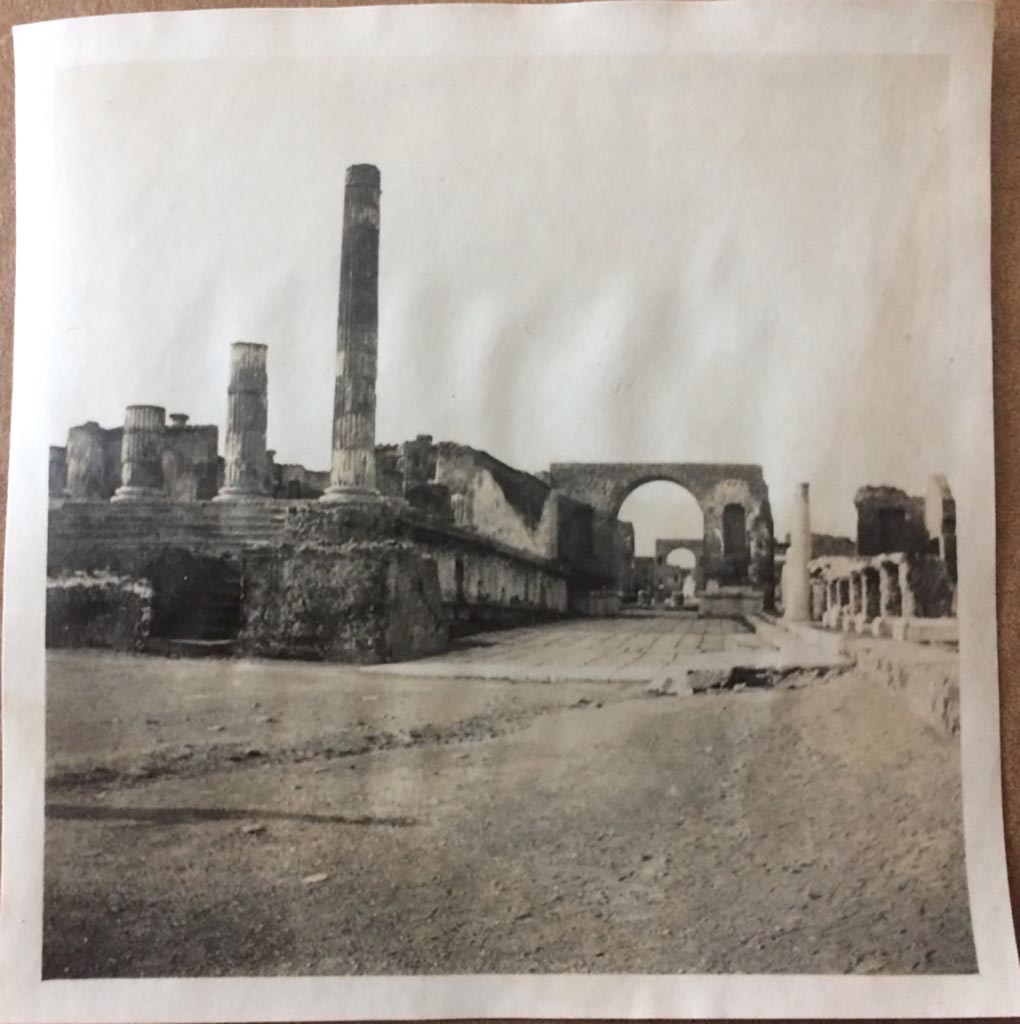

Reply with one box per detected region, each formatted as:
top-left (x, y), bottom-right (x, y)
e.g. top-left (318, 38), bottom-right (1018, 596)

top-left (51, 502), bottom-right (290, 549)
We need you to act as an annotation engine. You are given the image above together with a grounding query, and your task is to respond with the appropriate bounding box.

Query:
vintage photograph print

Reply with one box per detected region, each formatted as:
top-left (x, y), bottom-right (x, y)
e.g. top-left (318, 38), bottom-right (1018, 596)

top-left (13, 2), bottom-right (1001, 995)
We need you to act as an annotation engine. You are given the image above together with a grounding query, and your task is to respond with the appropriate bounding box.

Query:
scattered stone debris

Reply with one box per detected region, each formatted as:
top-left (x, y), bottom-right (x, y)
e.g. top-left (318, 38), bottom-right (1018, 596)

top-left (241, 823), bottom-right (267, 836)
top-left (644, 674), bottom-right (692, 697)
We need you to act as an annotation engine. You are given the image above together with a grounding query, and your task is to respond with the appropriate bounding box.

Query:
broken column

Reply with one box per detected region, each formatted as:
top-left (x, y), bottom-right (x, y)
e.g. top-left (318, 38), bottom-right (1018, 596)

top-left (783, 482), bottom-right (811, 621)
top-left (215, 342), bottom-right (268, 502)
top-left (66, 422), bottom-right (110, 502)
top-left (112, 405), bottom-right (166, 502)
top-left (322, 163), bottom-right (382, 503)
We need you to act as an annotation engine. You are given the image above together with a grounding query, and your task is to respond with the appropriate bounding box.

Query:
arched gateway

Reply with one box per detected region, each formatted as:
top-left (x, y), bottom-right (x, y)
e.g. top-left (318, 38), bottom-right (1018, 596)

top-left (547, 462), bottom-right (775, 608)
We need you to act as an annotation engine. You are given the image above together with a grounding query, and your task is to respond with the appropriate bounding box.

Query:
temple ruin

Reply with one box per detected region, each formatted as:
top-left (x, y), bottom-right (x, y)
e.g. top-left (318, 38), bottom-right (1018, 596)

top-left (45, 162), bottom-right (959, 667)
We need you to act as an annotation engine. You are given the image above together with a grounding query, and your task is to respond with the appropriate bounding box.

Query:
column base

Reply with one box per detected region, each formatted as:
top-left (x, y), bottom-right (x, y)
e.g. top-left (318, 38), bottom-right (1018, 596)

top-left (319, 485), bottom-right (385, 505)
top-left (212, 487), bottom-right (269, 504)
top-left (111, 487), bottom-right (166, 503)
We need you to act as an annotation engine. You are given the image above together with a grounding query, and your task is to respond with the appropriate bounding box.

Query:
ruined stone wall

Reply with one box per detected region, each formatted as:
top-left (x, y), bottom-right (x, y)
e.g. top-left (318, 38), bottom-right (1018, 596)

top-left (810, 533), bottom-right (856, 558)
top-left (375, 445), bottom-right (403, 498)
top-left (61, 418), bottom-right (221, 503)
top-left (239, 542), bottom-right (447, 663)
top-left (615, 520), bottom-right (636, 597)
top-left (435, 443), bottom-right (558, 560)
top-left (46, 571), bottom-right (152, 651)
top-left (400, 435), bottom-right (437, 491)
top-left (64, 423), bottom-right (120, 502)
top-left (431, 546), bottom-right (568, 618)
top-left (273, 464), bottom-right (331, 499)
top-left (855, 486), bottom-right (929, 556)
top-left (47, 498), bottom-right (572, 657)
top-left (271, 438), bottom-right (437, 503)
top-left (49, 446), bottom-right (68, 504)
top-left (555, 494), bottom-right (599, 579)
top-left (162, 424), bottom-right (219, 502)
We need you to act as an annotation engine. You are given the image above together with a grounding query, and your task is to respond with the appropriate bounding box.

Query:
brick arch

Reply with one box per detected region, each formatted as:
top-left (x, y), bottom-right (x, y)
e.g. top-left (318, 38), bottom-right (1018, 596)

top-left (547, 462), bottom-right (774, 602)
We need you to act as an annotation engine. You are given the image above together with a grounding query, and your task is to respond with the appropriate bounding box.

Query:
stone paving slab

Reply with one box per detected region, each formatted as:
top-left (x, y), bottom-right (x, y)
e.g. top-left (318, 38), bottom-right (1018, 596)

top-left (368, 612), bottom-right (848, 682)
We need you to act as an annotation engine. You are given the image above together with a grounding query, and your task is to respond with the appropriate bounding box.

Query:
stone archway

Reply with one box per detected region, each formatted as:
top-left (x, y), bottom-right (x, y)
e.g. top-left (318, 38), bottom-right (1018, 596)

top-left (547, 462), bottom-right (774, 605)
top-left (655, 537), bottom-right (704, 596)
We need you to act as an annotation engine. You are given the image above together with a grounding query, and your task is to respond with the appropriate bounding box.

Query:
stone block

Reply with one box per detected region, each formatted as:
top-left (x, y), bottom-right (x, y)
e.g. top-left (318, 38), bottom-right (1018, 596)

top-left (890, 617), bottom-right (959, 645)
top-left (239, 541), bottom-right (448, 663)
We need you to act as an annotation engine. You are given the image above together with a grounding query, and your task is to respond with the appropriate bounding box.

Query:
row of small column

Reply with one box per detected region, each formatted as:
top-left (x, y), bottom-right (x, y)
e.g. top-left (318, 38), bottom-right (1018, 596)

top-left (816, 560), bottom-right (914, 630)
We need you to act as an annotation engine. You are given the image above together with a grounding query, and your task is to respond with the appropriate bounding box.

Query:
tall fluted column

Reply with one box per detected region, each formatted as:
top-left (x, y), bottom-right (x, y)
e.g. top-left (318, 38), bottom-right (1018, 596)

top-left (112, 405), bottom-right (166, 502)
top-left (215, 342), bottom-right (268, 502)
top-left (322, 163), bottom-right (382, 503)
top-left (783, 482), bottom-right (811, 621)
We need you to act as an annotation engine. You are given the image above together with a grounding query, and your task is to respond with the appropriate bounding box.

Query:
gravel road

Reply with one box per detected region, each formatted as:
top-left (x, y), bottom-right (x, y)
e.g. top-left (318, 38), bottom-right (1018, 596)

top-left (44, 646), bottom-right (975, 977)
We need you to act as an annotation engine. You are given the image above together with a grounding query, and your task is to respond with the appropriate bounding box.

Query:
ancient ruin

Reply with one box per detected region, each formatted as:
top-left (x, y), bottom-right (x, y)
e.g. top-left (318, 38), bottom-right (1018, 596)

top-left (45, 162), bottom-right (960, 688)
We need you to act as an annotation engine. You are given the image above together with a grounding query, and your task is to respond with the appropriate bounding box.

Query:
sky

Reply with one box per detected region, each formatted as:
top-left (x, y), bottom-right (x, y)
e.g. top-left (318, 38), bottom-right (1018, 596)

top-left (48, 51), bottom-right (955, 542)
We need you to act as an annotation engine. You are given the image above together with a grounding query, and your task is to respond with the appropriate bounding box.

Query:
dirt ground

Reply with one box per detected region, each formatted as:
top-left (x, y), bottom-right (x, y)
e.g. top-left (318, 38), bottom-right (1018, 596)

top-left (44, 625), bottom-right (975, 978)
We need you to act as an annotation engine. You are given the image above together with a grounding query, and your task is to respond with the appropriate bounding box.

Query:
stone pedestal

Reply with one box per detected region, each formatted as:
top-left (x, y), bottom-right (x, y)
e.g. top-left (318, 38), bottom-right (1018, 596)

top-left (215, 342), bottom-right (268, 502)
top-left (783, 482), bottom-right (811, 621)
top-left (322, 164), bottom-right (383, 504)
top-left (112, 406), bottom-right (166, 502)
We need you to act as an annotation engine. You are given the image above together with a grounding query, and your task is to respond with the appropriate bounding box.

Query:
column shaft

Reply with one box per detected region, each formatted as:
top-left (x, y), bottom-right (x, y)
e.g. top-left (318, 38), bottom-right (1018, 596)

top-left (323, 163), bottom-right (382, 502)
top-left (112, 405), bottom-right (166, 502)
top-left (783, 482), bottom-right (811, 621)
top-left (215, 342), bottom-right (268, 501)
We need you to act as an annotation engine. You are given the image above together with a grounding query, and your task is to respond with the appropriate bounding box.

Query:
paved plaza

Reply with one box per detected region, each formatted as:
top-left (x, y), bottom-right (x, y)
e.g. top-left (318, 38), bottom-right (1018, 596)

top-left (370, 611), bottom-right (840, 682)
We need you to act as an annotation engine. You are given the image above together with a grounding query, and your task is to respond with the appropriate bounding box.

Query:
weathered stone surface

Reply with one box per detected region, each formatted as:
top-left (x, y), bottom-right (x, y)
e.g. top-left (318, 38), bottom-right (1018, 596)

top-left (112, 405), bottom-right (167, 503)
top-left (644, 673), bottom-right (692, 697)
top-left (215, 342), bottom-right (268, 501)
top-left (49, 446), bottom-right (68, 502)
top-left (163, 421), bottom-right (219, 502)
top-left (434, 443), bottom-right (557, 559)
top-left (66, 422), bottom-right (121, 503)
top-left (889, 618), bottom-right (959, 645)
top-left (46, 572), bottom-right (152, 651)
top-left (854, 640), bottom-right (960, 736)
top-left (324, 164), bottom-right (382, 502)
top-left (239, 541), bottom-right (447, 663)
top-left (854, 485), bottom-right (928, 556)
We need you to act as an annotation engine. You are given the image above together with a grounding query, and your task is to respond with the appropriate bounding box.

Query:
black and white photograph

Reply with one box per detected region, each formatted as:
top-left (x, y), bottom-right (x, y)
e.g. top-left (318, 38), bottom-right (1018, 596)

top-left (2, 2), bottom-right (1018, 1020)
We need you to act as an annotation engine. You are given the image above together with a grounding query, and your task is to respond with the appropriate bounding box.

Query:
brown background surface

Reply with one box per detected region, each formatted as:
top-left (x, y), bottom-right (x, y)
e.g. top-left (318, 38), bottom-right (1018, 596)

top-left (0, 0), bottom-right (1016, 1019)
